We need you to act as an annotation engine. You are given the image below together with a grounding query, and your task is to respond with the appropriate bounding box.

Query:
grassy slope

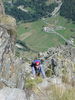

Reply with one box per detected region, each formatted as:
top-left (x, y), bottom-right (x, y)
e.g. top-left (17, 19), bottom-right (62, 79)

top-left (47, 16), bottom-right (75, 36)
top-left (17, 16), bottom-right (75, 51)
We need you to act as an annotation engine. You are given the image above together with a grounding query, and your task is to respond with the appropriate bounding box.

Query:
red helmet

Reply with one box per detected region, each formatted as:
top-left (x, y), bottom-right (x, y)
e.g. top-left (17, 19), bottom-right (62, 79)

top-left (35, 61), bottom-right (40, 66)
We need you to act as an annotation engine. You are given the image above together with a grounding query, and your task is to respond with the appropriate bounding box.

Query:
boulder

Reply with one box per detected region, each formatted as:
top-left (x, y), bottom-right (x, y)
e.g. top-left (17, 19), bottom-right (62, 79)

top-left (0, 87), bottom-right (27, 100)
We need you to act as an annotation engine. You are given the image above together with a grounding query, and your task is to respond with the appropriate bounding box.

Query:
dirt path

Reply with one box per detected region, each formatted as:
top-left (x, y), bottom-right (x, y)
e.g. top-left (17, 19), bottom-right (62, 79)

top-left (42, 17), bottom-right (75, 46)
top-left (51, 2), bottom-right (62, 16)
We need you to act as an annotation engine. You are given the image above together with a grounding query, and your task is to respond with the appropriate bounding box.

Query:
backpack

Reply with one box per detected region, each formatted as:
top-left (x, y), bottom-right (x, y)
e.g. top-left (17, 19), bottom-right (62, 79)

top-left (51, 58), bottom-right (57, 67)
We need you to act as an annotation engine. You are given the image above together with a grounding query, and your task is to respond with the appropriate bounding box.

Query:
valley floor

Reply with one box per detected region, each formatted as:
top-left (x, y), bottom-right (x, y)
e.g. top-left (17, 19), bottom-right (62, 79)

top-left (17, 15), bottom-right (75, 51)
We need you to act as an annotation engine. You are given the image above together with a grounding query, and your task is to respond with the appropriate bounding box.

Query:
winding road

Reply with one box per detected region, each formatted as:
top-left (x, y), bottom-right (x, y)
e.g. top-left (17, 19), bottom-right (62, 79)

top-left (42, 1), bottom-right (75, 47)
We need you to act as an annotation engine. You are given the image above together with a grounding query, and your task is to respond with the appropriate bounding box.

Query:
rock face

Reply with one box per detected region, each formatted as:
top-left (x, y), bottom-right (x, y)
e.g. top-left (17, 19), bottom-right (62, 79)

top-left (0, 26), bottom-right (14, 71)
top-left (0, 26), bottom-right (16, 88)
top-left (0, 4), bottom-right (18, 88)
top-left (0, 17), bottom-right (31, 88)
top-left (0, 15), bottom-right (16, 28)
top-left (0, 0), bottom-right (16, 74)
top-left (0, 13), bottom-right (32, 89)
top-left (0, 87), bottom-right (27, 100)
top-left (0, 0), bottom-right (5, 15)
top-left (39, 45), bottom-right (75, 84)
top-left (0, 19), bottom-right (16, 73)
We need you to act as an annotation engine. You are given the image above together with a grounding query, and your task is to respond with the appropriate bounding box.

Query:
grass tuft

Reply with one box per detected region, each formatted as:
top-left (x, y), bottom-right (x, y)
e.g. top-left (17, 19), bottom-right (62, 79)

top-left (25, 77), bottom-right (43, 89)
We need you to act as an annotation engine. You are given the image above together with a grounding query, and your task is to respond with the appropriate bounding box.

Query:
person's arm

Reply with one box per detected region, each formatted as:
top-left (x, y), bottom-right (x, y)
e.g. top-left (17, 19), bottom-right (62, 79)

top-left (40, 65), bottom-right (46, 78)
top-left (32, 67), bottom-right (36, 77)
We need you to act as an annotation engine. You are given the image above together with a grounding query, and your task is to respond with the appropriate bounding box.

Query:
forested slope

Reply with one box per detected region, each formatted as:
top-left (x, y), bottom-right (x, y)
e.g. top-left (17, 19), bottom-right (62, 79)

top-left (60, 0), bottom-right (75, 21)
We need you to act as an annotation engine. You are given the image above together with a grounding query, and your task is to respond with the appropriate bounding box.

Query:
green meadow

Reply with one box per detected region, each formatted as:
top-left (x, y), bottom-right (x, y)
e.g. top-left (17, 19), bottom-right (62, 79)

top-left (17, 16), bottom-right (75, 51)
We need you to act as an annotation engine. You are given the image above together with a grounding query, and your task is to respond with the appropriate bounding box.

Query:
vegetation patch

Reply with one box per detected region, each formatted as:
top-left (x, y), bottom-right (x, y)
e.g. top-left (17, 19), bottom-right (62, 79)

top-left (45, 69), bottom-right (53, 77)
top-left (25, 77), bottom-right (43, 89)
top-left (4, 0), bottom-right (58, 22)
top-left (47, 85), bottom-right (75, 100)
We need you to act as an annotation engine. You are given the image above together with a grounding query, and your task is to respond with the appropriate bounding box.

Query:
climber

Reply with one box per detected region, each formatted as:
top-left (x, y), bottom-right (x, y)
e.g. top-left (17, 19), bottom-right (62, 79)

top-left (31, 59), bottom-right (46, 78)
top-left (51, 58), bottom-right (57, 75)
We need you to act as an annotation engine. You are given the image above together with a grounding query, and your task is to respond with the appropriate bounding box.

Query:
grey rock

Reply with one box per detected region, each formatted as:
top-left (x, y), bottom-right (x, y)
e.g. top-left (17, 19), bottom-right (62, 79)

top-left (38, 79), bottom-right (49, 89)
top-left (71, 47), bottom-right (75, 61)
top-left (0, 0), bottom-right (5, 15)
top-left (0, 87), bottom-right (27, 100)
top-left (0, 26), bottom-right (15, 72)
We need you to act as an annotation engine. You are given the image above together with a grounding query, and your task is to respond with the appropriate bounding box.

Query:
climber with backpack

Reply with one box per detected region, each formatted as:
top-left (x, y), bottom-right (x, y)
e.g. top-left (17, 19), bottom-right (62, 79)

top-left (31, 59), bottom-right (46, 78)
top-left (51, 58), bottom-right (57, 75)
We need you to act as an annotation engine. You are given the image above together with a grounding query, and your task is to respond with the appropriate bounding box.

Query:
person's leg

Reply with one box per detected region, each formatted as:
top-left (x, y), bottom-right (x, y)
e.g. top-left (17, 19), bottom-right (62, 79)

top-left (32, 67), bottom-right (36, 77)
top-left (40, 65), bottom-right (46, 78)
